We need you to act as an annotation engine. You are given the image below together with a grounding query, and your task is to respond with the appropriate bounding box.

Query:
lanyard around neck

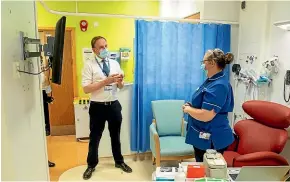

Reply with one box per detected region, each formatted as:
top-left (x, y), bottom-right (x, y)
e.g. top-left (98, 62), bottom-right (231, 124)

top-left (96, 58), bottom-right (110, 77)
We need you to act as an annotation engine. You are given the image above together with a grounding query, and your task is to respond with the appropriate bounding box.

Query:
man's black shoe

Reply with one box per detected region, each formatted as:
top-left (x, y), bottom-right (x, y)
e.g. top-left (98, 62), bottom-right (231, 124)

top-left (83, 167), bottom-right (95, 180)
top-left (48, 161), bottom-right (55, 167)
top-left (115, 163), bottom-right (132, 173)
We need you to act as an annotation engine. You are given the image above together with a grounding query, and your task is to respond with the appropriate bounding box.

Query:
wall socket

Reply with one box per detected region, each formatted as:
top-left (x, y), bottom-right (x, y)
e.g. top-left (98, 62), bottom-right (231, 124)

top-left (13, 61), bottom-right (20, 79)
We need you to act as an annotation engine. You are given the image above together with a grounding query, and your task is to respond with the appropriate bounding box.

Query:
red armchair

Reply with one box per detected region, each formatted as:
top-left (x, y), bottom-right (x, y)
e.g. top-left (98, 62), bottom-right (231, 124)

top-left (224, 100), bottom-right (290, 167)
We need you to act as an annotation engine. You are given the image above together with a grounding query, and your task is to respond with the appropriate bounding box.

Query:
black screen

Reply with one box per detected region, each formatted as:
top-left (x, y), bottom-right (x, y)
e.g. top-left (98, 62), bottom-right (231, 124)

top-left (51, 16), bottom-right (66, 85)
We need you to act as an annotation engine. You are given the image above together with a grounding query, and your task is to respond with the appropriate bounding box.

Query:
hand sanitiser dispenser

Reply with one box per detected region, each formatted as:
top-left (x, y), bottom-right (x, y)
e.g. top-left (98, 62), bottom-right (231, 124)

top-left (203, 149), bottom-right (228, 179)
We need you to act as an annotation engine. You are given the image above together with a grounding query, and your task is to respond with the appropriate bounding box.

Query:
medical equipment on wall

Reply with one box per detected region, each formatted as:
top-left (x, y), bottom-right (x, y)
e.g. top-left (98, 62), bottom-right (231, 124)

top-left (245, 55), bottom-right (257, 64)
top-left (232, 64), bottom-right (241, 76)
top-left (284, 70), bottom-right (290, 103)
top-left (119, 47), bottom-right (131, 61)
top-left (233, 56), bottom-right (280, 99)
top-left (260, 56), bottom-right (279, 79)
top-left (109, 51), bottom-right (121, 65)
top-left (232, 56), bottom-right (280, 121)
top-left (233, 68), bottom-right (259, 101)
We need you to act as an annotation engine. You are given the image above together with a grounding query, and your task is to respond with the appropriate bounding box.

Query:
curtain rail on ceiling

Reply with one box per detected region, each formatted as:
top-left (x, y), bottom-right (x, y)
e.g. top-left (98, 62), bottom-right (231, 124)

top-left (39, 0), bottom-right (239, 25)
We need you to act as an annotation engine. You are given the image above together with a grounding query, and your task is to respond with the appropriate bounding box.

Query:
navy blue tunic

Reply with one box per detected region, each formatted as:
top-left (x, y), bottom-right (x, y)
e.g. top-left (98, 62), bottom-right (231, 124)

top-left (185, 71), bottom-right (234, 150)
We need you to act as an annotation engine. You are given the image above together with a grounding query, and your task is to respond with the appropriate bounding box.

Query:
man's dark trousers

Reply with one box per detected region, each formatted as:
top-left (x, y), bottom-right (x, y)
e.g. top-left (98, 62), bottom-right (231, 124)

top-left (86, 100), bottom-right (124, 168)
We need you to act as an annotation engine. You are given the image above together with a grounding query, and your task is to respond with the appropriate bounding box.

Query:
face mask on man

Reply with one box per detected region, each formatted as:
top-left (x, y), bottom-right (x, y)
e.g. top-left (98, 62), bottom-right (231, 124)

top-left (99, 48), bottom-right (109, 59)
top-left (201, 63), bottom-right (208, 76)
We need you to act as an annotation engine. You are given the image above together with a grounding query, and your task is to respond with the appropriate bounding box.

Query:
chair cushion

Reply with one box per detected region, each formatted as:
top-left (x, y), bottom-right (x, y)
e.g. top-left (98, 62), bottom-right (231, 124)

top-left (243, 100), bottom-right (290, 129)
top-left (160, 136), bottom-right (193, 157)
top-left (152, 100), bottom-right (184, 136)
top-left (223, 151), bottom-right (240, 167)
top-left (235, 120), bottom-right (288, 155)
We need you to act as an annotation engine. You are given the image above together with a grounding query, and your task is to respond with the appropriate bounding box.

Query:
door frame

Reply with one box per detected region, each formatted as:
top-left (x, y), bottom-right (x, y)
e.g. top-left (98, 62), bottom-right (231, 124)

top-left (184, 12), bottom-right (200, 20)
top-left (38, 27), bottom-right (78, 98)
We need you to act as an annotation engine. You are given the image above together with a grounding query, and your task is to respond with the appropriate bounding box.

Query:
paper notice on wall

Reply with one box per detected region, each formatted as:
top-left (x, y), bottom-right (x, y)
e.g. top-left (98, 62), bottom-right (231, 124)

top-left (82, 48), bottom-right (94, 62)
top-left (120, 51), bottom-right (130, 61)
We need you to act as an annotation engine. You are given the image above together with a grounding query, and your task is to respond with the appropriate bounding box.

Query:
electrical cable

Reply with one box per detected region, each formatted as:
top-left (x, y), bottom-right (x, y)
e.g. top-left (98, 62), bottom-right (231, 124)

top-left (20, 56), bottom-right (55, 102)
top-left (18, 66), bottom-right (50, 75)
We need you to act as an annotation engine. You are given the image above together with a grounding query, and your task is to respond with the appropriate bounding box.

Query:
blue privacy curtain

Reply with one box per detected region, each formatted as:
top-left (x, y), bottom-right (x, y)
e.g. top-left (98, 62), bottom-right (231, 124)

top-left (131, 20), bottom-right (231, 152)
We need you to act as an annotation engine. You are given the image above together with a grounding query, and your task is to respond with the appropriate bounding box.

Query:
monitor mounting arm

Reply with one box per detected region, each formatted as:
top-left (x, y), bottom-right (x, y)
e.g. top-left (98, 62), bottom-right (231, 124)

top-left (20, 31), bottom-right (55, 60)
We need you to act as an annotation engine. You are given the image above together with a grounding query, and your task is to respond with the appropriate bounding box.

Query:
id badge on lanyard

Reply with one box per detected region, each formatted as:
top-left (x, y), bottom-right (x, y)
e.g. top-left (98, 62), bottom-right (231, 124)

top-left (191, 126), bottom-right (211, 140)
top-left (104, 85), bottom-right (113, 91)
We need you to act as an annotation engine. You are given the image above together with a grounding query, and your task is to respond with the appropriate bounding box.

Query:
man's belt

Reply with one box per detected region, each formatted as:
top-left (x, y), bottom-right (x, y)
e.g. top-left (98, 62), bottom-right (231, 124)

top-left (91, 101), bottom-right (117, 106)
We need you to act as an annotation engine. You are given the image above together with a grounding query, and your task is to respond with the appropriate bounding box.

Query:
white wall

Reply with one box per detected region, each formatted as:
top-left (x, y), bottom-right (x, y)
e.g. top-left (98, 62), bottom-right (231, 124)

top-left (1, 112), bottom-right (15, 180)
top-left (203, 1), bottom-right (240, 22)
top-left (1, 1), bottom-right (49, 181)
top-left (234, 1), bottom-right (290, 162)
top-left (232, 1), bottom-right (270, 121)
top-left (266, 1), bottom-right (290, 105)
top-left (201, 1), bottom-right (240, 64)
top-left (159, 0), bottom-right (204, 18)
top-left (265, 1), bottom-right (290, 162)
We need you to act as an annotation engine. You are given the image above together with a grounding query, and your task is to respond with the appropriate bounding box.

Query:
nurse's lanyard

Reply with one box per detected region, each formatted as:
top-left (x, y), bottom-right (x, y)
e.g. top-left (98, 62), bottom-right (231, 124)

top-left (96, 58), bottom-right (110, 77)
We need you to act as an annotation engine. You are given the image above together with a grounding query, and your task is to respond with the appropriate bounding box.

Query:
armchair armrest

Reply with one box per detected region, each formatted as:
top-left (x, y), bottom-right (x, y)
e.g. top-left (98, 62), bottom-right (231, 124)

top-left (150, 120), bottom-right (160, 158)
top-left (233, 151), bottom-right (289, 167)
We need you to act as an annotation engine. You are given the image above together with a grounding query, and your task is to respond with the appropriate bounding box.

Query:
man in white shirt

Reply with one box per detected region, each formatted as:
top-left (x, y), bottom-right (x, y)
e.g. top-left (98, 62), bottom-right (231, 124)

top-left (82, 36), bottom-right (132, 180)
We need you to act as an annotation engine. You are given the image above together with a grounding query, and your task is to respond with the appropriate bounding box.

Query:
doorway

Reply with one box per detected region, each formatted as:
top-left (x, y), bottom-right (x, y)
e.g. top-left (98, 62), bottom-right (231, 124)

top-left (38, 28), bottom-right (77, 136)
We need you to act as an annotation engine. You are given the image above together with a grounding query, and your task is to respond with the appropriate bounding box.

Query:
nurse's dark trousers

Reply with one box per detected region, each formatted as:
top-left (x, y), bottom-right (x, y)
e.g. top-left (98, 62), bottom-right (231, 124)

top-left (193, 142), bottom-right (228, 162)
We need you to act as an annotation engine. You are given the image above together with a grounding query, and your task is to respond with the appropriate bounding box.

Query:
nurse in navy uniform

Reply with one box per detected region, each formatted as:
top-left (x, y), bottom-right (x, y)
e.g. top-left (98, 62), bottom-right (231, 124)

top-left (183, 49), bottom-right (235, 162)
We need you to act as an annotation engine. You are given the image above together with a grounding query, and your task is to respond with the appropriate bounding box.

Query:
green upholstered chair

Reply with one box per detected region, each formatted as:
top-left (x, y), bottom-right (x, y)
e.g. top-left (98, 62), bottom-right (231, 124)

top-left (150, 100), bottom-right (194, 166)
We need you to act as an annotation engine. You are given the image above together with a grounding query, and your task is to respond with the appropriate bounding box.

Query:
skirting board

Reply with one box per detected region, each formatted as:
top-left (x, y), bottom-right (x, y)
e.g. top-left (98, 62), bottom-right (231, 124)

top-left (51, 125), bottom-right (76, 136)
